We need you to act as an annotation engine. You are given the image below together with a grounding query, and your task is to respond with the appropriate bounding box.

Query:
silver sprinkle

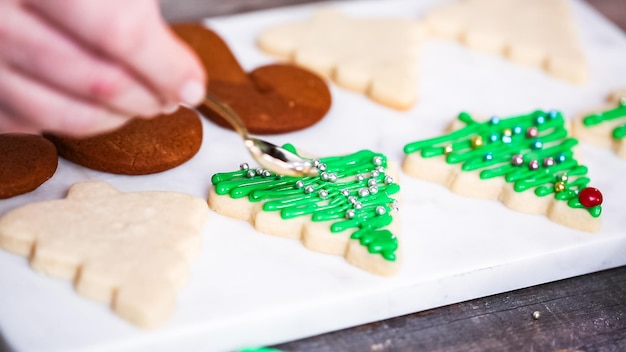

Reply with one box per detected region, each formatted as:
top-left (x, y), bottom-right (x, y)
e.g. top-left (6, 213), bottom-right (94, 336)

top-left (345, 209), bottom-right (355, 219)
top-left (318, 163), bottom-right (327, 171)
top-left (532, 311), bottom-right (541, 320)
top-left (368, 179), bottom-right (377, 187)
top-left (304, 186), bottom-right (315, 194)
top-left (239, 162), bottom-right (249, 170)
top-left (369, 186), bottom-right (379, 194)
top-left (376, 166), bottom-right (385, 173)
top-left (328, 173), bottom-right (338, 183)
top-left (318, 190), bottom-right (329, 199)
top-left (295, 180), bottom-right (305, 189)
top-left (255, 168), bottom-right (264, 175)
top-left (358, 188), bottom-right (370, 197)
top-left (353, 202), bottom-right (363, 210)
top-left (348, 196), bottom-right (358, 204)
top-left (341, 189), bottom-right (350, 197)
top-left (384, 175), bottom-right (394, 184)
top-left (321, 172), bottom-right (329, 181)
top-left (371, 170), bottom-right (380, 178)
top-left (246, 170), bottom-right (256, 178)
top-left (372, 156), bottom-right (383, 166)
top-left (356, 174), bottom-right (365, 182)
top-left (313, 159), bottom-right (321, 167)
top-left (263, 170), bottom-right (271, 177)
top-left (376, 206), bottom-right (386, 215)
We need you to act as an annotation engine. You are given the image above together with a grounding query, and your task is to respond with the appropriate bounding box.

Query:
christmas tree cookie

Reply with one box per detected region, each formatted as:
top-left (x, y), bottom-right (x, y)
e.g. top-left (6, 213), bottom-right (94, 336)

top-left (208, 146), bottom-right (401, 276)
top-left (0, 182), bottom-right (209, 328)
top-left (402, 110), bottom-right (603, 232)
top-left (257, 10), bottom-right (425, 110)
top-left (424, 0), bottom-right (587, 83)
top-left (573, 89), bottom-right (626, 158)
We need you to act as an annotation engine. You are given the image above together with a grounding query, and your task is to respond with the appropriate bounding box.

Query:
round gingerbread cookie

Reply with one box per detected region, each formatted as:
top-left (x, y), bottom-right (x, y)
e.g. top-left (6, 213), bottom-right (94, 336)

top-left (172, 23), bottom-right (331, 135)
top-left (0, 134), bottom-right (58, 199)
top-left (46, 107), bottom-right (202, 175)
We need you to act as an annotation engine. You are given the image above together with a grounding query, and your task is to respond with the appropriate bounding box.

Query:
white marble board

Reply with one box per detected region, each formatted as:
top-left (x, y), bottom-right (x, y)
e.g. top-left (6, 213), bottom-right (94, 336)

top-left (1, 0), bottom-right (626, 351)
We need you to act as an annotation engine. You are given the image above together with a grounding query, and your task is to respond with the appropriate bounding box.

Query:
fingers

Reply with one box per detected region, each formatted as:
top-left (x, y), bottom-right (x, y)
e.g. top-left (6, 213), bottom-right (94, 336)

top-left (0, 3), bottom-right (163, 118)
top-left (25, 0), bottom-right (207, 107)
top-left (0, 66), bottom-right (128, 137)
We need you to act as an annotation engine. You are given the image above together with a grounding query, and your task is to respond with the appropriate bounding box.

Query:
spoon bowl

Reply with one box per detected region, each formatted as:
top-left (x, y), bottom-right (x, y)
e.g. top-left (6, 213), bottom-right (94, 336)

top-left (201, 94), bottom-right (319, 177)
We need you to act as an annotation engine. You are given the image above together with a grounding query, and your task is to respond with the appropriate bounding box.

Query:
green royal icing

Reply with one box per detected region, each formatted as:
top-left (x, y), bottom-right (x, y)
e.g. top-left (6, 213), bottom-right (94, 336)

top-left (403, 110), bottom-right (602, 217)
top-left (582, 98), bottom-right (626, 139)
top-left (211, 147), bottom-right (400, 261)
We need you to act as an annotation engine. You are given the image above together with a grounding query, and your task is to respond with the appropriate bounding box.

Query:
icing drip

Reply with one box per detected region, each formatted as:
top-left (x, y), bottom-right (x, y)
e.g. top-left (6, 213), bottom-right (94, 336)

top-left (211, 148), bottom-right (400, 261)
top-left (582, 98), bottom-right (626, 139)
top-left (403, 110), bottom-right (602, 217)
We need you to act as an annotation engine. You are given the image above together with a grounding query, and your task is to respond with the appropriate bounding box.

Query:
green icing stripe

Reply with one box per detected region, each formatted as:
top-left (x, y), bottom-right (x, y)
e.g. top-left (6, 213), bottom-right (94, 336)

top-left (211, 149), bottom-right (400, 261)
top-left (403, 110), bottom-right (602, 218)
top-left (582, 98), bottom-right (626, 140)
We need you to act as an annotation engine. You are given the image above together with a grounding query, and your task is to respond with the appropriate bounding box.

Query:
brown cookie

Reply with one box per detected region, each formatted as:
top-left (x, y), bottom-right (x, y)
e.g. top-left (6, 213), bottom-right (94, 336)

top-left (46, 107), bottom-right (202, 175)
top-left (0, 134), bottom-right (58, 199)
top-left (172, 23), bottom-right (331, 135)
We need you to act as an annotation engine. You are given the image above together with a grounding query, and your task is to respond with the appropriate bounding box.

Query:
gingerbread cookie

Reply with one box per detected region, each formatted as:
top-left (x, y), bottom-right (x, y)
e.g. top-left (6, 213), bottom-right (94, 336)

top-left (573, 89), bottom-right (626, 158)
top-left (172, 23), bottom-right (331, 135)
top-left (0, 134), bottom-right (58, 199)
top-left (424, 0), bottom-right (587, 83)
top-left (257, 10), bottom-right (425, 110)
top-left (209, 146), bottom-right (401, 276)
top-left (0, 181), bottom-right (209, 328)
top-left (402, 110), bottom-right (602, 232)
top-left (46, 107), bottom-right (202, 175)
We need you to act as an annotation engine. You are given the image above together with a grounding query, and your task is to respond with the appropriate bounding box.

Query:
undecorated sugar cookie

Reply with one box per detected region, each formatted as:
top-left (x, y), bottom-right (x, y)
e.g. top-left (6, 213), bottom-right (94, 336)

top-left (572, 89), bottom-right (626, 158)
top-left (402, 110), bottom-right (603, 232)
top-left (424, 0), bottom-right (587, 83)
top-left (0, 182), bottom-right (209, 328)
top-left (258, 10), bottom-right (425, 110)
top-left (209, 147), bottom-right (401, 276)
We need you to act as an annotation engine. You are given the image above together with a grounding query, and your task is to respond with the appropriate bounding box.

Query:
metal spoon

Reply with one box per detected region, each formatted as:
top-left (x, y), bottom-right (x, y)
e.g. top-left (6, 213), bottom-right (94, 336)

top-left (201, 93), bottom-right (319, 177)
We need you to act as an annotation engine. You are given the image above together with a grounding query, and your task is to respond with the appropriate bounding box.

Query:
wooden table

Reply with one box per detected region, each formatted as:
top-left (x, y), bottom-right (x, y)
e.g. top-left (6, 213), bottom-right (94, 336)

top-left (160, 1), bottom-right (626, 350)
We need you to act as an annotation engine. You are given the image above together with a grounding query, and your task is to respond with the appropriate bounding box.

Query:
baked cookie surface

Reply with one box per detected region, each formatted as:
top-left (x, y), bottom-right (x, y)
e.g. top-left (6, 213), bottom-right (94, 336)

top-left (572, 89), bottom-right (626, 158)
top-left (172, 23), bottom-right (331, 134)
top-left (0, 134), bottom-right (58, 199)
top-left (208, 147), bottom-right (401, 276)
top-left (0, 181), bottom-right (209, 328)
top-left (424, 0), bottom-right (587, 83)
top-left (403, 110), bottom-right (603, 232)
top-left (257, 10), bottom-right (424, 110)
top-left (46, 107), bottom-right (202, 175)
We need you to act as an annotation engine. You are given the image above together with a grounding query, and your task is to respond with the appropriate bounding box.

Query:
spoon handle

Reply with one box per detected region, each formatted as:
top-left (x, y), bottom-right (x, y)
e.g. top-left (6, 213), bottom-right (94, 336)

top-left (202, 93), bottom-right (250, 138)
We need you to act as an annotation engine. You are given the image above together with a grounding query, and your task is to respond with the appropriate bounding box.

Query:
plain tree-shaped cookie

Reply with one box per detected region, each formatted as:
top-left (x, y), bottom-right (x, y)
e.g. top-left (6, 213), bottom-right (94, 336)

top-left (0, 182), bottom-right (209, 328)
top-left (258, 10), bottom-right (425, 110)
top-left (425, 0), bottom-right (587, 83)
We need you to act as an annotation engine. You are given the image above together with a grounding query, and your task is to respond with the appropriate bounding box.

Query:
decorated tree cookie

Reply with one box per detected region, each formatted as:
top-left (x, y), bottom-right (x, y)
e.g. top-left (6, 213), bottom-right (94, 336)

top-left (208, 146), bottom-right (401, 276)
top-left (402, 110), bottom-right (603, 232)
top-left (573, 90), bottom-right (626, 158)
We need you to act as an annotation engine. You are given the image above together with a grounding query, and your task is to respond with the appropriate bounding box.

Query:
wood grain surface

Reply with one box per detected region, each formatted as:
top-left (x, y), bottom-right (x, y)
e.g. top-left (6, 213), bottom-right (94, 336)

top-left (157, 0), bottom-right (626, 350)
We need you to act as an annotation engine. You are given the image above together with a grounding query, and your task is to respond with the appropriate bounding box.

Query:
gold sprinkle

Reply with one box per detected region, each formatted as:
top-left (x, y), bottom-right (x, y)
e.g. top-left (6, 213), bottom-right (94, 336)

top-left (471, 135), bottom-right (484, 148)
top-left (554, 181), bottom-right (566, 192)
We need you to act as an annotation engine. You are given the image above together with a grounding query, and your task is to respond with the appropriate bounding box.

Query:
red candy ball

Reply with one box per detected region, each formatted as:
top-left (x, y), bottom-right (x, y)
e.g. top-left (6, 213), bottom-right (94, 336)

top-left (579, 187), bottom-right (603, 208)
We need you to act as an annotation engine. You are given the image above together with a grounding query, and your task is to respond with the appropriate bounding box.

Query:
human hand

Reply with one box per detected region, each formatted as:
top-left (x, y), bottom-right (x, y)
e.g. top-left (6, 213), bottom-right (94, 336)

top-left (0, 0), bottom-right (206, 136)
